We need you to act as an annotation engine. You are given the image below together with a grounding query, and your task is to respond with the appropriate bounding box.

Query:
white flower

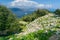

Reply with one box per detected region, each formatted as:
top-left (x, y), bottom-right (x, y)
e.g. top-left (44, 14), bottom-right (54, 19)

top-left (48, 24), bottom-right (50, 26)
top-left (51, 23), bottom-right (54, 26)
top-left (41, 28), bottom-right (44, 30)
top-left (9, 38), bottom-right (13, 40)
top-left (45, 30), bottom-right (48, 33)
top-left (46, 15), bottom-right (48, 17)
top-left (34, 38), bottom-right (38, 40)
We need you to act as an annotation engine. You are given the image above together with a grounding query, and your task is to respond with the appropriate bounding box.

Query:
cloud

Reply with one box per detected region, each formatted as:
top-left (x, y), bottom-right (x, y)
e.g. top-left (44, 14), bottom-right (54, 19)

top-left (9, 0), bottom-right (52, 9)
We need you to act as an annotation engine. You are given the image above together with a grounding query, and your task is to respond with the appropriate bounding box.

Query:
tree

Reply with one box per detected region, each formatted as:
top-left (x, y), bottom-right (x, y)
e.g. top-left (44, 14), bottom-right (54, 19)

top-left (0, 5), bottom-right (21, 35)
top-left (54, 9), bottom-right (60, 16)
top-left (20, 9), bottom-right (49, 22)
top-left (34, 9), bottom-right (49, 17)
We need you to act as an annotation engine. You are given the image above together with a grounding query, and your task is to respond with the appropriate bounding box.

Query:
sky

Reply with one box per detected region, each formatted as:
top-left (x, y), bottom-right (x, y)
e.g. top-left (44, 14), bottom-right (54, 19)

top-left (0, 0), bottom-right (60, 9)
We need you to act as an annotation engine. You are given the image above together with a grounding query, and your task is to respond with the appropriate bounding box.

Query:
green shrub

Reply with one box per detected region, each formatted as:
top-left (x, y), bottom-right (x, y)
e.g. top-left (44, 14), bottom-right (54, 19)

top-left (0, 37), bottom-right (7, 40)
top-left (34, 9), bottom-right (49, 16)
top-left (0, 5), bottom-right (22, 35)
top-left (20, 9), bottom-right (49, 22)
top-left (54, 9), bottom-right (60, 16)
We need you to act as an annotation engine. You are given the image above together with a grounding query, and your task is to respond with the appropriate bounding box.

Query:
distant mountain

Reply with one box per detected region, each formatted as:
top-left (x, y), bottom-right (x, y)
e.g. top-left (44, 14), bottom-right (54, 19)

top-left (9, 8), bottom-right (55, 17)
top-left (10, 8), bottom-right (23, 11)
top-left (9, 8), bottom-right (34, 17)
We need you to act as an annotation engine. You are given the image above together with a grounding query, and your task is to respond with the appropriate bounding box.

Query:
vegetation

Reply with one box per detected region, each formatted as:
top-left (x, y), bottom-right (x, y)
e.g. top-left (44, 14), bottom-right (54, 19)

top-left (1, 13), bottom-right (59, 40)
top-left (0, 5), bottom-right (60, 40)
top-left (1, 30), bottom-right (55, 40)
top-left (26, 13), bottom-right (60, 31)
top-left (54, 9), bottom-right (60, 16)
top-left (0, 5), bottom-right (22, 35)
top-left (18, 30), bottom-right (56, 40)
top-left (20, 9), bottom-right (49, 22)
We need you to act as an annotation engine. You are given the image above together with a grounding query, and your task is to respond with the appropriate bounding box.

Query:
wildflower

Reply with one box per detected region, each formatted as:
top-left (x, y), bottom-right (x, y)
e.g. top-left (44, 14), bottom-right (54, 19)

top-left (9, 38), bottom-right (13, 40)
top-left (51, 23), bottom-right (54, 26)
top-left (45, 30), bottom-right (48, 33)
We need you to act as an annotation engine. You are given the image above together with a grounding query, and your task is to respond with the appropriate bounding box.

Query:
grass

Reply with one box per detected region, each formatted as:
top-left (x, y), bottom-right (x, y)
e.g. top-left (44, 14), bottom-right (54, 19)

top-left (0, 37), bottom-right (7, 40)
top-left (2, 30), bottom-right (56, 40)
top-left (0, 29), bottom-right (57, 40)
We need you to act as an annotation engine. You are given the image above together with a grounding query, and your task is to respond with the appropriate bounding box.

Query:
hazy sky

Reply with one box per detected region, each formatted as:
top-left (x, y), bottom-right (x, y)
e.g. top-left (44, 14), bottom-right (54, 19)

top-left (0, 0), bottom-right (60, 9)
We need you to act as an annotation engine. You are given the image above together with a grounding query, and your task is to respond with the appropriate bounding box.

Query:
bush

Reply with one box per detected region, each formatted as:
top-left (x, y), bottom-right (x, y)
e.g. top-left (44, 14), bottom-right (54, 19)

top-left (34, 9), bottom-right (49, 16)
top-left (0, 5), bottom-right (22, 35)
top-left (20, 9), bottom-right (49, 22)
top-left (54, 9), bottom-right (60, 16)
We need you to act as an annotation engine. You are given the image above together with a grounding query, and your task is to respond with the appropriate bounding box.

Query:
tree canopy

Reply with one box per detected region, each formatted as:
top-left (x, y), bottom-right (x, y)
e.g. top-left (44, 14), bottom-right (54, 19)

top-left (54, 9), bottom-right (60, 16)
top-left (0, 5), bottom-right (21, 35)
top-left (20, 9), bottom-right (49, 22)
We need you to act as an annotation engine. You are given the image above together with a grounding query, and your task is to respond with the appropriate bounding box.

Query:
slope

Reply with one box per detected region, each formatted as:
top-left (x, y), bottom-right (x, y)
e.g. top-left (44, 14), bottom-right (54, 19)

top-left (4, 13), bottom-right (60, 40)
top-left (17, 13), bottom-right (60, 36)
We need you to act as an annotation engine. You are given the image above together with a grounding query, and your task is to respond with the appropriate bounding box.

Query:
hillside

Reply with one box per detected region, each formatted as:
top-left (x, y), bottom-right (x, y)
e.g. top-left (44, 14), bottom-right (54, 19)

top-left (18, 13), bottom-right (60, 35)
top-left (0, 6), bottom-right (60, 40)
top-left (4, 13), bottom-right (60, 40)
top-left (1, 0), bottom-right (60, 40)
